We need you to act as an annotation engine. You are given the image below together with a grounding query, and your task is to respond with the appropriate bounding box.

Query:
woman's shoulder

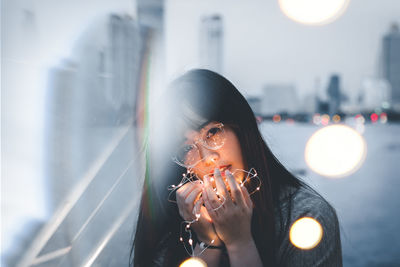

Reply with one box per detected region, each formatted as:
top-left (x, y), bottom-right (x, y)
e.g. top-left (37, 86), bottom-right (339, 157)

top-left (277, 184), bottom-right (338, 222)
top-left (275, 184), bottom-right (342, 266)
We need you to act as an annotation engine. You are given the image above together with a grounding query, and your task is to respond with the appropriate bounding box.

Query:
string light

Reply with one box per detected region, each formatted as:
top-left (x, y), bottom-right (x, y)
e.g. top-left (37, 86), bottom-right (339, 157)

top-left (167, 170), bottom-right (199, 203)
top-left (236, 168), bottom-right (261, 195)
top-left (168, 167), bottom-right (262, 257)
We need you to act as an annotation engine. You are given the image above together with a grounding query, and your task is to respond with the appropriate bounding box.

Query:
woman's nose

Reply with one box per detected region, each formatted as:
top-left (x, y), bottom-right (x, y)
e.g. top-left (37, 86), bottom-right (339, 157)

top-left (199, 147), bottom-right (219, 166)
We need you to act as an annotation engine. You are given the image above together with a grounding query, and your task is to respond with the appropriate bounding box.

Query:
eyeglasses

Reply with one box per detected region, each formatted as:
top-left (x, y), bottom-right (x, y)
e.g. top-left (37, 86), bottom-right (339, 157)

top-left (172, 123), bottom-right (226, 168)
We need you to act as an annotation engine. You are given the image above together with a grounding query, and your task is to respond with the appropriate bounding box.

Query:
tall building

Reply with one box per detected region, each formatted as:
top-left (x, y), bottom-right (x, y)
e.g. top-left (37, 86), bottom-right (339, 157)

top-left (199, 14), bottom-right (223, 73)
top-left (18, 14), bottom-right (152, 267)
top-left (302, 93), bottom-right (317, 114)
top-left (358, 77), bottom-right (390, 111)
top-left (383, 23), bottom-right (400, 111)
top-left (327, 74), bottom-right (341, 116)
top-left (261, 84), bottom-right (300, 115)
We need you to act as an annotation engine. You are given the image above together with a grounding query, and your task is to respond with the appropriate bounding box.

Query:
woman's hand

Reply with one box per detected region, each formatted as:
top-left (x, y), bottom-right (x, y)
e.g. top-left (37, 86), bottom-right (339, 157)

top-left (202, 168), bottom-right (254, 249)
top-left (176, 180), bottom-right (223, 246)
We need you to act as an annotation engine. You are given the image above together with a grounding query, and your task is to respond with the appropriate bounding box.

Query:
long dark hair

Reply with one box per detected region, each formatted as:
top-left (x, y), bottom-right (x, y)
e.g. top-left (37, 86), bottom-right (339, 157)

top-left (130, 69), bottom-right (303, 266)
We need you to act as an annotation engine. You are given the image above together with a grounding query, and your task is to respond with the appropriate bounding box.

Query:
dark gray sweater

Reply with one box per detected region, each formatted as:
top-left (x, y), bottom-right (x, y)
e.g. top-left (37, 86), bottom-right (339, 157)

top-left (151, 185), bottom-right (342, 266)
top-left (274, 185), bottom-right (342, 266)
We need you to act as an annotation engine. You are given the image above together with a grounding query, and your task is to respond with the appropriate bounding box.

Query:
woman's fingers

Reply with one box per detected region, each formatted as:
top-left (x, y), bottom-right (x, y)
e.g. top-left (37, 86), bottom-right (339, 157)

top-left (186, 186), bottom-right (202, 208)
top-left (225, 170), bottom-right (246, 206)
top-left (176, 181), bottom-right (202, 220)
top-left (203, 175), bottom-right (222, 210)
top-left (193, 197), bottom-right (203, 216)
top-left (241, 184), bottom-right (253, 210)
top-left (177, 181), bottom-right (200, 204)
top-left (213, 168), bottom-right (231, 205)
top-left (202, 186), bottom-right (217, 219)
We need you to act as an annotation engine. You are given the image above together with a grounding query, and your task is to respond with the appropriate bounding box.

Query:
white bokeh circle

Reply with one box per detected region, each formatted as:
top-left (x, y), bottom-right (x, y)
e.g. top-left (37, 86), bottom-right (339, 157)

top-left (279, 0), bottom-right (350, 25)
top-left (179, 257), bottom-right (207, 267)
top-left (305, 125), bottom-right (367, 178)
top-left (289, 217), bottom-right (323, 249)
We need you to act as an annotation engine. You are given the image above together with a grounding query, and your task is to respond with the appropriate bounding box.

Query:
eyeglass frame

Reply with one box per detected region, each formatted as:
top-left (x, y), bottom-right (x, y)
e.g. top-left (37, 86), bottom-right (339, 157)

top-left (172, 122), bottom-right (226, 168)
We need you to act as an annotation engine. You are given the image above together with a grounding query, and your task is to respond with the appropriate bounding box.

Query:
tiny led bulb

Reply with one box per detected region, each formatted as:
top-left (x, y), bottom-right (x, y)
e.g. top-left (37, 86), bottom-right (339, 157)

top-left (195, 214), bottom-right (200, 219)
top-left (186, 224), bottom-right (190, 229)
top-left (210, 177), bottom-right (215, 182)
top-left (256, 187), bottom-right (260, 190)
top-left (189, 239), bottom-right (193, 245)
top-left (180, 237), bottom-right (183, 242)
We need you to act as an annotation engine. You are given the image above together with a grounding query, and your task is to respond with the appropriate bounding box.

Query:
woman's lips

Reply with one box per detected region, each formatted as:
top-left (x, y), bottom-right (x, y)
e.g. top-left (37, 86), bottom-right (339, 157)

top-left (206, 165), bottom-right (231, 176)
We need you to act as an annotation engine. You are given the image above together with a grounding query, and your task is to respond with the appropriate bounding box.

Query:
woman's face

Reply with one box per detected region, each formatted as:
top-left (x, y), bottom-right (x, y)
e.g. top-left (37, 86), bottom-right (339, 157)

top-left (181, 121), bottom-right (245, 182)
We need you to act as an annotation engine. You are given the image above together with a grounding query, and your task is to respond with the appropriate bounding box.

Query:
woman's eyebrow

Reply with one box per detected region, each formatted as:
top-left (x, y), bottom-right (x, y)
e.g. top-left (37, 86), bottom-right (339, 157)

top-left (196, 121), bottom-right (212, 131)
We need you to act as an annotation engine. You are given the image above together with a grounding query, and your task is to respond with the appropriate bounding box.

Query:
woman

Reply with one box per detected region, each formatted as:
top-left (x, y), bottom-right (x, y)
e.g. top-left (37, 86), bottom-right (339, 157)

top-left (130, 69), bottom-right (342, 266)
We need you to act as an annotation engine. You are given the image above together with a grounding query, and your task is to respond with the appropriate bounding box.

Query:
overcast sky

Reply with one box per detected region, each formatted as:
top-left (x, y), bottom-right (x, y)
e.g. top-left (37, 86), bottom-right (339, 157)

top-left (166, 0), bottom-right (400, 100)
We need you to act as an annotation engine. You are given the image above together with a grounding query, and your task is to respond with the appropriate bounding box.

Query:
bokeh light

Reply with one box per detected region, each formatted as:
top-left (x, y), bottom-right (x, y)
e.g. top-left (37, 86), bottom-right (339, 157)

top-left (313, 113), bottom-right (321, 125)
top-left (370, 113), bottom-right (379, 123)
top-left (355, 114), bottom-right (365, 124)
top-left (289, 217), bottom-right (323, 249)
top-left (279, 0), bottom-right (350, 25)
top-left (273, 114), bottom-right (282, 123)
top-left (321, 114), bottom-right (330, 126)
top-left (305, 125), bottom-right (367, 177)
top-left (332, 114), bottom-right (341, 123)
top-left (380, 112), bottom-right (388, 124)
top-left (286, 118), bottom-right (295, 124)
top-left (180, 257), bottom-right (207, 267)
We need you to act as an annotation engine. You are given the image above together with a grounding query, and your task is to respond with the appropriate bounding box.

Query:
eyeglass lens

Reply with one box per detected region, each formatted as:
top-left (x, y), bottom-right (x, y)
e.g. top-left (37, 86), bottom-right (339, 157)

top-left (175, 124), bottom-right (225, 167)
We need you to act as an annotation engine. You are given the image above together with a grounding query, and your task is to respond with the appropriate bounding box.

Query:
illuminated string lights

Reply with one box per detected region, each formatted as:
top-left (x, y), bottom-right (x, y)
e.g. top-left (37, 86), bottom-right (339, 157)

top-left (235, 168), bottom-right (261, 195)
top-left (167, 168), bottom-right (261, 257)
top-left (167, 169), bottom-right (199, 204)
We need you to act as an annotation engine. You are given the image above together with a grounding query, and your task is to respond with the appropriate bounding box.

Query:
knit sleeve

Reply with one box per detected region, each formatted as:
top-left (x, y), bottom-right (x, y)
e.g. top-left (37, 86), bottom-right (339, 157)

top-left (275, 187), bottom-right (343, 267)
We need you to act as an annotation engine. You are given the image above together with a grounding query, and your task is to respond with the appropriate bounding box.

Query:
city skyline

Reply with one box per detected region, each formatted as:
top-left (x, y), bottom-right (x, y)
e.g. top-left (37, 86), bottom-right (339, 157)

top-left (166, 0), bottom-right (400, 101)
